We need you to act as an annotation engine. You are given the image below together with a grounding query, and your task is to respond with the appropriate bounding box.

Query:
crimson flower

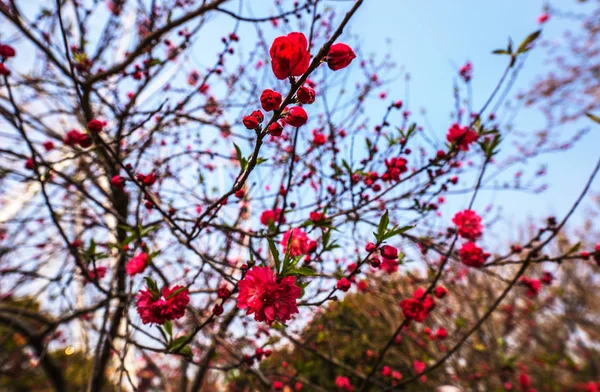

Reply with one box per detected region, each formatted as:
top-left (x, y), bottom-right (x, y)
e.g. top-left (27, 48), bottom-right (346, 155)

top-left (447, 123), bottom-right (478, 151)
top-left (237, 266), bottom-right (301, 325)
top-left (136, 285), bottom-right (189, 325)
top-left (87, 119), bottom-right (105, 133)
top-left (260, 89), bottom-right (282, 111)
top-left (260, 208), bottom-right (285, 226)
top-left (297, 86), bottom-right (316, 104)
top-left (0, 44), bottom-right (16, 58)
top-left (335, 375), bottom-right (353, 391)
top-left (126, 252), bottom-right (148, 276)
top-left (336, 278), bottom-right (351, 292)
top-left (459, 242), bottom-right (486, 268)
top-left (452, 209), bottom-right (483, 240)
top-left (283, 106), bottom-right (308, 127)
top-left (400, 288), bottom-right (435, 322)
top-left (268, 121), bottom-right (284, 136)
top-left (327, 43), bottom-right (356, 71)
top-left (281, 228), bottom-right (316, 257)
top-left (269, 32), bottom-right (310, 80)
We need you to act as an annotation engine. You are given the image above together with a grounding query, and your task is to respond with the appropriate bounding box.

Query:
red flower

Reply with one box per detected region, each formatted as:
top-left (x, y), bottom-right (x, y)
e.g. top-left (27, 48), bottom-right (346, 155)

top-left (381, 257), bottom-right (398, 274)
top-left (0, 63), bottom-right (10, 76)
top-left (243, 110), bottom-right (264, 129)
top-left (309, 211), bottom-right (326, 222)
top-left (212, 304), bottom-right (223, 315)
top-left (452, 209), bottom-right (483, 241)
top-left (447, 123), bottom-right (478, 151)
top-left (273, 381), bottom-right (284, 390)
top-left (260, 208), bottom-right (285, 226)
top-left (64, 129), bottom-right (90, 148)
top-left (312, 130), bottom-right (326, 145)
top-left (284, 106), bottom-right (308, 127)
top-left (25, 158), bottom-right (34, 171)
top-left (138, 172), bottom-right (157, 186)
top-left (459, 242), bottom-right (486, 268)
top-left (400, 288), bottom-right (435, 322)
top-left (336, 278), bottom-right (351, 292)
top-left (413, 360), bottom-right (426, 374)
top-left (136, 285), bottom-right (190, 325)
top-left (281, 228), bottom-right (316, 256)
top-left (382, 366), bottom-right (391, 377)
top-left (520, 276), bottom-right (541, 298)
top-left (237, 266), bottom-right (302, 324)
top-left (327, 43), bottom-right (356, 71)
top-left (0, 44), bottom-right (16, 58)
top-left (537, 13), bottom-right (550, 24)
top-left (435, 327), bottom-right (448, 340)
top-left (434, 286), bottom-right (448, 299)
top-left (365, 242), bottom-right (377, 252)
top-left (297, 86), bottom-right (316, 104)
top-left (269, 32), bottom-right (310, 80)
top-left (260, 89), bottom-right (282, 111)
top-left (268, 121), bottom-right (284, 136)
top-left (126, 252), bottom-right (148, 276)
top-left (382, 157), bottom-right (408, 182)
top-left (459, 61), bottom-right (473, 82)
top-left (111, 175), bottom-right (125, 189)
top-left (380, 245), bottom-right (399, 260)
top-left (86, 266), bottom-right (107, 282)
top-left (335, 375), bottom-right (353, 391)
top-left (87, 119), bottom-right (105, 133)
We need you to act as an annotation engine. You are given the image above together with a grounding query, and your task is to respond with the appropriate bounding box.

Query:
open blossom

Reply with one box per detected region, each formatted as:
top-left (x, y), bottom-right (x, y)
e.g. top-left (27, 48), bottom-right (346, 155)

top-left (400, 288), bottom-right (435, 322)
top-left (269, 32), bottom-right (310, 80)
top-left (335, 375), bottom-right (354, 391)
top-left (520, 276), bottom-right (542, 298)
top-left (459, 61), bottom-right (473, 81)
top-left (447, 123), bottom-right (478, 151)
top-left (260, 208), bottom-right (285, 226)
top-left (327, 43), bottom-right (356, 71)
top-left (381, 157), bottom-right (408, 182)
top-left (126, 252), bottom-right (148, 276)
top-left (281, 228), bottom-right (316, 256)
top-left (452, 209), bottom-right (483, 240)
top-left (237, 266), bottom-right (302, 324)
top-left (64, 129), bottom-right (91, 148)
top-left (136, 285), bottom-right (189, 325)
top-left (459, 242), bottom-right (486, 268)
top-left (86, 266), bottom-right (107, 282)
top-left (87, 119), bottom-right (106, 133)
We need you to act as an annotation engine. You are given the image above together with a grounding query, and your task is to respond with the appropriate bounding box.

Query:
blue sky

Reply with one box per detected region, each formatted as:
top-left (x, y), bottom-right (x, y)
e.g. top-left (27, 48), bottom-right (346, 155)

top-left (344, 0), bottom-right (599, 231)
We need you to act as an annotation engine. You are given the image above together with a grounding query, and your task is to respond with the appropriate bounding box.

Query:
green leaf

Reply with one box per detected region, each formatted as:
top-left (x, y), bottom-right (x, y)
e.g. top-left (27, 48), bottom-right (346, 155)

top-left (295, 267), bottom-right (317, 276)
top-left (567, 242), bottom-right (581, 255)
top-left (267, 237), bottom-right (280, 274)
top-left (492, 49), bottom-right (509, 55)
top-left (517, 30), bottom-right (541, 54)
top-left (164, 320), bottom-right (173, 338)
top-left (375, 210), bottom-right (390, 242)
top-left (256, 157), bottom-right (268, 165)
top-left (144, 277), bottom-right (159, 298)
top-left (586, 112), bottom-right (600, 124)
top-left (233, 143), bottom-right (243, 163)
top-left (381, 225), bottom-right (415, 241)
